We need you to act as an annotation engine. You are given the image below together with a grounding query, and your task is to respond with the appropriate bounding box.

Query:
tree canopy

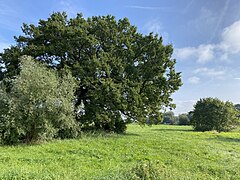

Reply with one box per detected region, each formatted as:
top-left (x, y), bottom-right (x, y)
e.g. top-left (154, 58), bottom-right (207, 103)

top-left (178, 114), bottom-right (190, 125)
top-left (0, 12), bottom-right (182, 133)
top-left (162, 111), bottom-right (177, 125)
top-left (191, 98), bottom-right (239, 132)
top-left (234, 104), bottom-right (240, 111)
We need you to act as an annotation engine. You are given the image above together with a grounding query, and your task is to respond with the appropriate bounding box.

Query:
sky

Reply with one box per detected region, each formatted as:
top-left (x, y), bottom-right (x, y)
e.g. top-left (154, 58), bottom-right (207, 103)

top-left (1, 0), bottom-right (240, 114)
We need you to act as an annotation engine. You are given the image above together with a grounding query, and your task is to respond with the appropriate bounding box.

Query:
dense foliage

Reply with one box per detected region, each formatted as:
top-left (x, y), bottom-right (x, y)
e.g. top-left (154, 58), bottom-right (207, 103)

top-left (178, 113), bottom-right (190, 125)
top-left (161, 111), bottom-right (190, 125)
top-left (191, 97), bottom-right (239, 132)
top-left (235, 104), bottom-right (240, 111)
top-left (0, 12), bottom-right (182, 133)
top-left (162, 111), bottom-right (177, 124)
top-left (0, 56), bottom-right (78, 144)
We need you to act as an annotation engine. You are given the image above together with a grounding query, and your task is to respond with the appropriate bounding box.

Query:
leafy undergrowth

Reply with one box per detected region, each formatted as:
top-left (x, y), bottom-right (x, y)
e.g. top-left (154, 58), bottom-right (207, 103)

top-left (0, 125), bottom-right (239, 179)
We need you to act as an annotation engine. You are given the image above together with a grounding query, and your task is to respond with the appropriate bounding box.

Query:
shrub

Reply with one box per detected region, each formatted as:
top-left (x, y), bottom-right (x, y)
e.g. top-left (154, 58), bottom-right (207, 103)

top-left (191, 97), bottom-right (239, 132)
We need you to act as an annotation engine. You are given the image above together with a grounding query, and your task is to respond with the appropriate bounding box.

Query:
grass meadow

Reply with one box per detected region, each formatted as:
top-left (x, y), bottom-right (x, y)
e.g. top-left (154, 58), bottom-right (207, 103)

top-left (0, 124), bottom-right (239, 179)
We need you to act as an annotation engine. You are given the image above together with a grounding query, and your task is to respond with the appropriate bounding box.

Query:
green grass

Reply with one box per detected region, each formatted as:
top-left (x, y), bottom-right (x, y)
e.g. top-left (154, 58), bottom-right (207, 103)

top-left (0, 124), bottom-right (240, 179)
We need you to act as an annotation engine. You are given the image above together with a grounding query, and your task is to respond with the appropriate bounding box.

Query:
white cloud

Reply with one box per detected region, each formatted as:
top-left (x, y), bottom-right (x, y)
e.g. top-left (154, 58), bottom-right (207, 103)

top-left (174, 47), bottom-right (196, 60)
top-left (234, 77), bottom-right (240, 80)
top-left (194, 67), bottom-right (226, 78)
top-left (175, 44), bottom-right (215, 63)
top-left (220, 20), bottom-right (240, 54)
top-left (197, 44), bottom-right (215, 63)
top-left (176, 19), bottom-right (240, 63)
top-left (188, 76), bottom-right (200, 84)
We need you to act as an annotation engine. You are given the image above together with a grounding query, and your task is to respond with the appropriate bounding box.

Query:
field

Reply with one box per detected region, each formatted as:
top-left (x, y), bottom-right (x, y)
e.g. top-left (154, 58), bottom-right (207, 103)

top-left (0, 124), bottom-right (239, 179)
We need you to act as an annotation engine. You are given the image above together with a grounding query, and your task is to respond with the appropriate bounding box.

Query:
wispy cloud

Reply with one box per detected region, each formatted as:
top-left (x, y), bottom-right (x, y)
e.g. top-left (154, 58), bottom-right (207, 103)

top-left (144, 19), bottom-right (162, 34)
top-left (182, 0), bottom-right (195, 14)
top-left (143, 19), bottom-right (169, 43)
top-left (58, 0), bottom-right (79, 17)
top-left (126, 5), bottom-right (173, 11)
top-left (209, 0), bottom-right (230, 41)
top-left (188, 7), bottom-right (218, 37)
top-left (55, 0), bottom-right (90, 18)
top-left (188, 76), bottom-right (200, 84)
top-left (174, 47), bottom-right (195, 60)
top-left (0, 2), bottom-right (17, 17)
top-left (194, 67), bottom-right (226, 79)
top-left (186, 1), bottom-right (230, 43)
top-left (0, 2), bottom-right (21, 32)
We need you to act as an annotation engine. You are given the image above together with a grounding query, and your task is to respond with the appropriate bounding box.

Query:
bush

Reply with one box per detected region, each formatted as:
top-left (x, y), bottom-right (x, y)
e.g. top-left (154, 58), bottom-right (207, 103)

top-left (0, 56), bottom-right (79, 144)
top-left (191, 98), bottom-right (239, 132)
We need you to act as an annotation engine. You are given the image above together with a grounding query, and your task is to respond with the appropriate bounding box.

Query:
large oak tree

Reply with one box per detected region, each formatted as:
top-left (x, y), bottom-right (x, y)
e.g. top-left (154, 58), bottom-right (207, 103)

top-left (0, 12), bottom-right (182, 133)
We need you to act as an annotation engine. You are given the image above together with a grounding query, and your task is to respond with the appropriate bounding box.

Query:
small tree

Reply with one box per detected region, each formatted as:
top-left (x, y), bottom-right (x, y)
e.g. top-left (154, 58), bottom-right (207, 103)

top-left (178, 114), bottom-right (190, 125)
top-left (191, 98), bottom-right (239, 132)
top-left (0, 56), bottom-right (78, 144)
top-left (162, 111), bottom-right (178, 125)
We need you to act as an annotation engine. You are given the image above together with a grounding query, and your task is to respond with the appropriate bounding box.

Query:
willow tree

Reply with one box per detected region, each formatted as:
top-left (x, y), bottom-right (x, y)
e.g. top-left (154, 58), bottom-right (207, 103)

top-left (0, 12), bottom-right (182, 133)
top-left (0, 56), bottom-right (78, 144)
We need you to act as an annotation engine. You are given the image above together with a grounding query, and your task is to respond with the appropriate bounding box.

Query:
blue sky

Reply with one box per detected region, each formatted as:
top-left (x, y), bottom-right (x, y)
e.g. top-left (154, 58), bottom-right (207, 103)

top-left (1, 0), bottom-right (240, 114)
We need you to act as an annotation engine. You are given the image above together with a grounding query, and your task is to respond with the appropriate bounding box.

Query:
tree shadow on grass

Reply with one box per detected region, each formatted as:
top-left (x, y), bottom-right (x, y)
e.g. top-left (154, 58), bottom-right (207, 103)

top-left (208, 136), bottom-right (240, 143)
top-left (124, 133), bottom-right (141, 137)
top-left (151, 128), bottom-right (193, 133)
